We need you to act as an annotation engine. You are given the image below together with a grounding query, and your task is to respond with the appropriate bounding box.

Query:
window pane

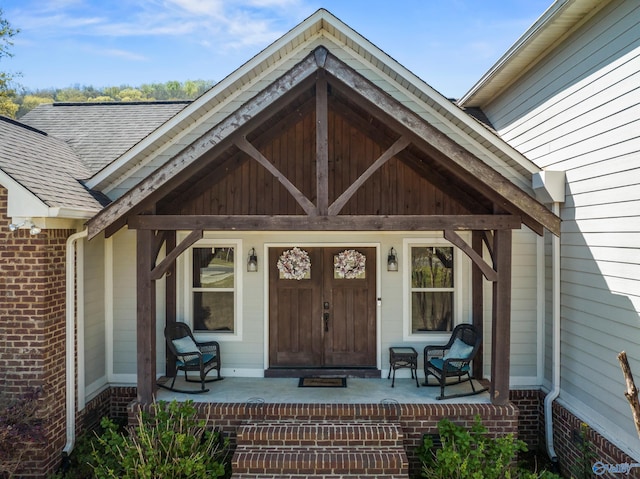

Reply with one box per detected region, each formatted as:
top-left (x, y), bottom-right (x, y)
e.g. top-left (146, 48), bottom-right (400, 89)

top-left (193, 247), bottom-right (234, 288)
top-left (193, 292), bottom-right (234, 332)
top-left (411, 292), bottom-right (453, 332)
top-left (411, 247), bottom-right (453, 288)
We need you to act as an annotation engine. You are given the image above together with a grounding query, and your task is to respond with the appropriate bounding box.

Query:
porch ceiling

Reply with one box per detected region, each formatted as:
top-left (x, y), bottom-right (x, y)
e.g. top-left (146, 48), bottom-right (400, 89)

top-left (86, 46), bottom-right (560, 239)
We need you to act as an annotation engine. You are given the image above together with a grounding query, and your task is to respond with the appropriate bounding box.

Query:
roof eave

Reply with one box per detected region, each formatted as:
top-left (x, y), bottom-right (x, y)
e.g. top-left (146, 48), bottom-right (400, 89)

top-left (459, 0), bottom-right (612, 107)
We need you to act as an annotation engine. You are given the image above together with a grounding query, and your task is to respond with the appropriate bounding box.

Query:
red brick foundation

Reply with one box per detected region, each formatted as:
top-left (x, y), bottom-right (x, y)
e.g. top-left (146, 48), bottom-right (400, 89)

top-left (0, 187), bottom-right (74, 477)
top-left (510, 389), bottom-right (546, 448)
top-left (552, 401), bottom-right (640, 479)
top-left (128, 400), bottom-right (519, 477)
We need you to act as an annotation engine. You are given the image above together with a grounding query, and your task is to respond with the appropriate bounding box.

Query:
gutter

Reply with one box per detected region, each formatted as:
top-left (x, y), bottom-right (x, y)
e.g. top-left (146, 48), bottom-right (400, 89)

top-left (62, 229), bottom-right (88, 461)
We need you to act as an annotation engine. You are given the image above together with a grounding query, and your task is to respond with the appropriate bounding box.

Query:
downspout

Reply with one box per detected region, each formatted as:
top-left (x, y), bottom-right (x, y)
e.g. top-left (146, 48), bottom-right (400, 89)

top-left (544, 202), bottom-right (561, 466)
top-left (62, 229), bottom-right (88, 461)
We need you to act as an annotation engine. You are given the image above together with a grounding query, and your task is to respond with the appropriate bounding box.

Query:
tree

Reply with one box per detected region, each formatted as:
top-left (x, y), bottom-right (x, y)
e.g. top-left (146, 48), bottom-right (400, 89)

top-left (0, 8), bottom-right (19, 117)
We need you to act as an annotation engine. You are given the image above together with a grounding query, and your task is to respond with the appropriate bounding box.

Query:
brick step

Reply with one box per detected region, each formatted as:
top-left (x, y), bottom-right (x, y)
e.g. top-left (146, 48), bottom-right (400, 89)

top-left (232, 474), bottom-right (409, 479)
top-left (236, 420), bottom-right (404, 447)
top-left (232, 475), bottom-right (409, 479)
top-left (232, 448), bottom-right (407, 475)
top-left (231, 419), bottom-right (409, 478)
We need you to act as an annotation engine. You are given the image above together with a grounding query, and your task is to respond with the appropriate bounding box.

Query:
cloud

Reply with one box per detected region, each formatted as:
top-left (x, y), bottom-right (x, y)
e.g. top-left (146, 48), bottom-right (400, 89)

top-left (9, 0), bottom-right (300, 50)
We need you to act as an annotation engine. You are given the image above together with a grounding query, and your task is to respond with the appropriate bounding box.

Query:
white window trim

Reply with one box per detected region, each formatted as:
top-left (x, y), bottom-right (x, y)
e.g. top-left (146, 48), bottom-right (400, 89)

top-left (402, 237), bottom-right (464, 342)
top-left (181, 238), bottom-right (244, 341)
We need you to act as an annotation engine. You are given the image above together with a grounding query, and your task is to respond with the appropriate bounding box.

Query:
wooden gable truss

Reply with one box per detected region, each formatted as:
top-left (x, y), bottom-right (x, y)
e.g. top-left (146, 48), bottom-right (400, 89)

top-left (87, 46), bottom-right (560, 406)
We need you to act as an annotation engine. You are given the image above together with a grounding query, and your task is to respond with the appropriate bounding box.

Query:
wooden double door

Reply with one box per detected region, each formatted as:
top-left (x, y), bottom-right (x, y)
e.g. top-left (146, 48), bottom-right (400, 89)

top-left (268, 247), bottom-right (377, 369)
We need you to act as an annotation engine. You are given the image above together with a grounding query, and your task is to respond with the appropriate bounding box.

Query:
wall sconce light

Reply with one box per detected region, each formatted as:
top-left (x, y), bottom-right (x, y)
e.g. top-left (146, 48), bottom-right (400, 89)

top-left (387, 247), bottom-right (398, 272)
top-left (8, 218), bottom-right (41, 236)
top-left (247, 247), bottom-right (258, 272)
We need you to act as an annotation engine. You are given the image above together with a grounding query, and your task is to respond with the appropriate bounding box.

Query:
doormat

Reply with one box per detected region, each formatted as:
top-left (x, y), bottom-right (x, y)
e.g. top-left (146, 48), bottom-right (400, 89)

top-left (298, 377), bottom-right (347, 388)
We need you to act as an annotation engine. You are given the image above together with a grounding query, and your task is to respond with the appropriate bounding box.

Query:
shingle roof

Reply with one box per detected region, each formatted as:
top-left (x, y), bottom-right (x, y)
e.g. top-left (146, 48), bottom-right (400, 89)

top-left (20, 101), bottom-right (190, 176)
top-left (0, 116), bottom-right (104, 211)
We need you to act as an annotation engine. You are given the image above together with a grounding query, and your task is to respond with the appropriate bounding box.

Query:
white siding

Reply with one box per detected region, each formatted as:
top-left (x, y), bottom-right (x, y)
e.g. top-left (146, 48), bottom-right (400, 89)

top-left (482, 228), bottom-right (541, 383)
top-left (84, 235), bottom-right (106, 386)
top-left (107, 230), bottom-right (540, 383)
top-left (481, 0), bottom-right (640, 454)
top-left (111, 229), bottom-right (137, 375)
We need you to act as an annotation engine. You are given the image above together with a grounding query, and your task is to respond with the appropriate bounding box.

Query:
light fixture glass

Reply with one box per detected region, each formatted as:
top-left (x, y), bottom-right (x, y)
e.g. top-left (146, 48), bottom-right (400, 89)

top-left (247, 247), bottom-right (258, 272)
top-left (387, 247), bottom-right (398, 272)
top-left (8, 219), bottom-right (41, 236)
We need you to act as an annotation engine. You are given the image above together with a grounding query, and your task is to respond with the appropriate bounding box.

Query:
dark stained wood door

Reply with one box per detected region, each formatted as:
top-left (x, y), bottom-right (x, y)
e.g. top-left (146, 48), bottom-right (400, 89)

top-left (269, 247), bottom-right (376, 369)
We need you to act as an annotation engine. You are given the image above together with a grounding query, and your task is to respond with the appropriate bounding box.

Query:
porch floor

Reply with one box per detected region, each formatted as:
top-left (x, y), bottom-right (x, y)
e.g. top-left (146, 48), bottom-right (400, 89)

top-left (155, 376), bottom-right (490, 404)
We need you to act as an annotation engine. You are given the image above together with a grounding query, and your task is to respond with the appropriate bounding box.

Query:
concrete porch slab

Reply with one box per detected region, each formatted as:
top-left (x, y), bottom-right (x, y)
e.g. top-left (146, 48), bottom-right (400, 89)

top-left (155, 376), bottom-right (490, 404)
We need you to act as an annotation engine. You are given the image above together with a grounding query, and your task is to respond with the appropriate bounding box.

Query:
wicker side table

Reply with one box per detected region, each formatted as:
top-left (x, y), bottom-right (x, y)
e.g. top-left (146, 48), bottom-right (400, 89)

top-left (388, 346), bottom-right (419, 387)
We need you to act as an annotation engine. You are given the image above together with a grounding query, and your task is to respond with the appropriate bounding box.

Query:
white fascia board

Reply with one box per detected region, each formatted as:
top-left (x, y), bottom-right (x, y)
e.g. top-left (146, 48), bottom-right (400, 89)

top-left (459, 0), bottom-right (573, 106)
top-left (1, 171), bottom-right (98, 223)
top-left (0, 170), bottom-right (49, 218)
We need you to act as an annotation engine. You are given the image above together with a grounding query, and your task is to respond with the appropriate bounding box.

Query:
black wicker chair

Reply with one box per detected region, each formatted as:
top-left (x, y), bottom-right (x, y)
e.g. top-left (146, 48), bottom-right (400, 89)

top-left (423, 324), bottom-right (486, 400)
top-left (159, 322), bottom-right (222, 394)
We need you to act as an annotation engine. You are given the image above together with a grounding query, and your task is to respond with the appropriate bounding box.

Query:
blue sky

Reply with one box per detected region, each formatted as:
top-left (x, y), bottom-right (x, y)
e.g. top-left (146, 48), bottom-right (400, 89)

top-left (2, 0), bottom-right (552, 99)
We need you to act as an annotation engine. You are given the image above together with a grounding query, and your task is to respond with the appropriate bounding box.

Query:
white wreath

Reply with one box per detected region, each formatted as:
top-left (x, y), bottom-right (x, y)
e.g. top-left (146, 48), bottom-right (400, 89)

top-left (334, 249), bottom-right (366, 279)
top-left (277, 247), bottom-right (311, 280)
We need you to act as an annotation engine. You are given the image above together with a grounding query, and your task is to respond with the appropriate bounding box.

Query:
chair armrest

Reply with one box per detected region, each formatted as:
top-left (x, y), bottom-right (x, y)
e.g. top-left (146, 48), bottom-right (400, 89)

top-left (424, 344), bottom-right (448, 359)
top-left (196, 340), bottom-right (220, 355)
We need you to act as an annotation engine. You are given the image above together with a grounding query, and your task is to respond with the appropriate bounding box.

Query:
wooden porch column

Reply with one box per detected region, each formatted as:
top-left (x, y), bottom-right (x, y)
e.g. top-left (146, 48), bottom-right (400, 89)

top-left (490, 229), bottom-right (512, 405)
top-left (137, 228), bottom-right (157, 403)
top-left (471, 230), bottom-right (484, 380)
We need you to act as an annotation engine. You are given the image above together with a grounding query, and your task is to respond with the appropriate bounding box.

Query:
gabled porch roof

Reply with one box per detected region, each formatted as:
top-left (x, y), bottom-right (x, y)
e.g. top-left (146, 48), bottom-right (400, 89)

top-left (86, 46), bottom-right (559, 239)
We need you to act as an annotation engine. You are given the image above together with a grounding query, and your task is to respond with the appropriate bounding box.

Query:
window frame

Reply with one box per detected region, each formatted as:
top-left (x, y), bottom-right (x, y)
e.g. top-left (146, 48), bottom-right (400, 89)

top-left (402, 237), bottom-right (463, 342)
top-left (182, 238), bottom-right (243, 341)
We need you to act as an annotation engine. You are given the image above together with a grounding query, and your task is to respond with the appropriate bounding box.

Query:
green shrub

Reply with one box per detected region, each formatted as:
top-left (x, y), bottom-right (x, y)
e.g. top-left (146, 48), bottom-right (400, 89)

top-left (417, 416), bottom-right (561, 479)
top-left (90, 400), bottom-right (229, 479)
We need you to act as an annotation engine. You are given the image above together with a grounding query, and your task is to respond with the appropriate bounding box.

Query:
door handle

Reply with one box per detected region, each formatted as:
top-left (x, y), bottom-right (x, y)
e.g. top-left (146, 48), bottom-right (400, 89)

top-left (323, 312), bottom-right (329, 332)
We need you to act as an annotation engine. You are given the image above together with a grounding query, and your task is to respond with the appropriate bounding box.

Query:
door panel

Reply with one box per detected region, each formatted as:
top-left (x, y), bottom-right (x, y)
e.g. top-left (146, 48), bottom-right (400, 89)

top-left (269, 246), bottom-right (376, 369)
top-left (322, 247), bottom-right (376, 367)
top-left (269, 248), bottom-right (322, 367)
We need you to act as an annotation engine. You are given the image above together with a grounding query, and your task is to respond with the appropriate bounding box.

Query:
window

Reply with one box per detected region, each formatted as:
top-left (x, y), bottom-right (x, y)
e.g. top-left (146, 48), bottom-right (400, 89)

top-left (410, 246), bottom-right (454, 333)
top-left (191, 246), bottom-right (236, 333)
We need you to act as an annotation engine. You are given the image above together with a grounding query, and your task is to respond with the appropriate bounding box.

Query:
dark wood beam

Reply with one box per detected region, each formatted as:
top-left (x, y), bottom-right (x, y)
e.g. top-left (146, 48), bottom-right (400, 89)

top-left (87, 49), bottom-right (321, 239)
top-left (328, 136), bottom-right (410, 215)
top-left (322, 52), bottom-right (560, 236)
top-left (235, 136), bottom-right (317, 215)
top-left (128, 214), bottom-right (522, 231)
top-left (316, 70), bottom-right (329, 215)
top-left (136, 229), bottom-right (157, 404)
top-left (490, 229), bottom-right (512, 405)
top-left (150, 229), bottom-right (203, 280)
top-left (444, 229), bottom-right (497, 282)
top-left (151, 230), bottom-right (167, 264)
top-left (471, 230), bottom-right (484, 380)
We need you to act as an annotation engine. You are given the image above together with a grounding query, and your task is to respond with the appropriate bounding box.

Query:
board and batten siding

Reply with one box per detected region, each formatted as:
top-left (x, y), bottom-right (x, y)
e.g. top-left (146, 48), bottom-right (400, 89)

top-left (83, 234), bottom-right (106, 394)
top-left (105, 230), bottom-right (541, 383)
top-left (480, 0), bottom-right (640, 455)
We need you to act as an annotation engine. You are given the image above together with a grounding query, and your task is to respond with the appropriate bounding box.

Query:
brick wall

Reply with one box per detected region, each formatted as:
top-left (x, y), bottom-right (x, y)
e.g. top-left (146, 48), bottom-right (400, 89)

top-left (128, 400), bottom-right (519, 477)
top-left (0, 187), bottom-right (74, 478)
top-left (552, 401), bottom-right (640, 479)
top-left (510, 389), bottom-right (546, 448)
